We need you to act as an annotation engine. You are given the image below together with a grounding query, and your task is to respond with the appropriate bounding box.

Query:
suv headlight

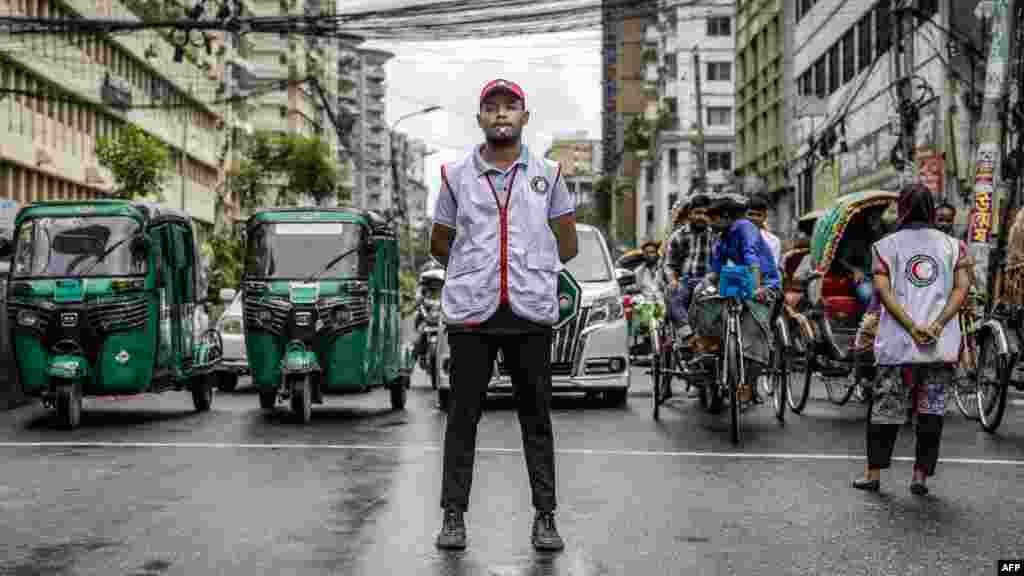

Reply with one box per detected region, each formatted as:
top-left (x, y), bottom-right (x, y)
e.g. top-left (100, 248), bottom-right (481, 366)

top-left (586, 295), bottom-right (624, 327)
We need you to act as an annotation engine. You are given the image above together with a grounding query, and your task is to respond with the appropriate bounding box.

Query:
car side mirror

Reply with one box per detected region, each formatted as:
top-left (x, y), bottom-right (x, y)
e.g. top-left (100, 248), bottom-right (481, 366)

top-left (219, 288), bottom-right (237, 303)
top-left (615, 268), bottom-right (635, 289)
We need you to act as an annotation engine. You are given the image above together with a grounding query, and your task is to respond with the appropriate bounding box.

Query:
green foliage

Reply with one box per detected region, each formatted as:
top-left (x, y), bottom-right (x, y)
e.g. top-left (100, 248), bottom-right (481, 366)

top-left (399, 270), bottom-right (419, 316)
top-left (95, 124), bottom-right (173, 201)
top-left (623, 116), bottom-right (652, 154)
top-left (226, 131), bottom-right (342, 212)
top-left (202, 227), bottom-right (244, 304)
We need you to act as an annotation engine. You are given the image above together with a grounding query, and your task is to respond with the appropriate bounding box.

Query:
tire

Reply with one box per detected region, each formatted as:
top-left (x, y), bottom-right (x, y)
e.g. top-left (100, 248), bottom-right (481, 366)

top-left (390, 376), bottom-right (408, 410)
top-left (55, 380), bottom-right (82, 429)
top-left (789, 346), bottom-right (813, 414)
top-left (652, 324), bottom-right (663, 420)
top-left (191, 374), bottom-right (213, 412)
top-left (976, 332), bottom-right (1010, 433)
top-left (259, 387), bottom-right (277, 411)
top-left (291, 374), bottom-right (311, 423)
top-left (429, 356), bottom-right (439, 390)
top-left (824, 374), bottom-right (856, 405)
top-left (772, 345), bottom-right (787, 423)
top-left (952, 368), bottom-right (980, 421)
top-left (437, 388), bottom-right (451, 412)
top-left (218, 372), bottom-right (238, 393)
top-left (727, 334), bottom-right (741, 445)
top-left (606, 388), bottom-right (628, 407)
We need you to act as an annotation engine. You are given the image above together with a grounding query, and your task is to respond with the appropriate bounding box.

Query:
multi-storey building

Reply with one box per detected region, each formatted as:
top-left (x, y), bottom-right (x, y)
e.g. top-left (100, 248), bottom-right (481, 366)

top-left (790, 0), bottom-right (972, 235)
top-left (736, 0), bottom-right (791, 233)
top-left (350, 48), bottom-right (393, 213)
top-left (544, 131), bottom-right (601, 209)
top-left (0, 0), bottom-right (234, 239)
top-left (390, 131), bottom-right (429, 230)
top-left (602, 0), bottom-right (657, 247)
top-left (638, 3), bottom-right (736, 242)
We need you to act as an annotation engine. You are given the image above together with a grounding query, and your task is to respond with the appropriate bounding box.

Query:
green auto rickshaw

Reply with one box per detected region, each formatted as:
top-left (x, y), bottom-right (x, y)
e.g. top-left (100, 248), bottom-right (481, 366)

top-left (0, 200), bottom-right (223, 428)
top-left (237, 207), bottom-right (408, 423)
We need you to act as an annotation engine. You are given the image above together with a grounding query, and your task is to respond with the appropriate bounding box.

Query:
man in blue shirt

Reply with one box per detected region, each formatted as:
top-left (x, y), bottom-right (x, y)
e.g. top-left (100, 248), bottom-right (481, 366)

top-left (698, 194), bottom-right (781, 403)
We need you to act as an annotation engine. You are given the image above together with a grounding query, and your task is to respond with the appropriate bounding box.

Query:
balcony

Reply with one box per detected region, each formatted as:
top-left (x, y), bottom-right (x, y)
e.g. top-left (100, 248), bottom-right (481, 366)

top-left (366, 66), bottom-right (386, 80)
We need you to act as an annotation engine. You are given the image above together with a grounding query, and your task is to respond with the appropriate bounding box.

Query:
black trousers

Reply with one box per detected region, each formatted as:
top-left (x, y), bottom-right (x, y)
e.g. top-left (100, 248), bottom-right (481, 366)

top-left (440, 329), bottom-right (556, 512)
top-left (866, 414), bottom-right (944, 476)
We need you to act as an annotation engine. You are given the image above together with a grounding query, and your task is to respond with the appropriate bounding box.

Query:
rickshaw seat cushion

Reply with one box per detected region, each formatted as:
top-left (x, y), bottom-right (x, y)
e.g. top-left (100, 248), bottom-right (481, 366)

top-left (824, 296), bottom-right (860, 318)
top-left (821, 274), bottom-right (853, 299)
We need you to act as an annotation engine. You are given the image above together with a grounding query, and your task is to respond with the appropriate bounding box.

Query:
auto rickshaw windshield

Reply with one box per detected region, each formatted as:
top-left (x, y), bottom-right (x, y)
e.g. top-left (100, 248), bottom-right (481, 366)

top-left (12, 216), bottom-right (145, 278)
top-left (244, 221), bottom-right (366, 279)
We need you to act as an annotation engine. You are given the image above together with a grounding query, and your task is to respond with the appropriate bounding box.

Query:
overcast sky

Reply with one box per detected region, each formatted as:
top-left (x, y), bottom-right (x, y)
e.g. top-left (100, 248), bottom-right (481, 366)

top-left (359, 28), bottom-right (602, 215)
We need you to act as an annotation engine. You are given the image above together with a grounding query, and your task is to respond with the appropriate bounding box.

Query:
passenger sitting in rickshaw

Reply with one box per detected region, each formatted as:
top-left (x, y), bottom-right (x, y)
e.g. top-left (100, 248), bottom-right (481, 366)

top-left (833, 207), bottom-right (889, 308)
top-left (690, 194), bottom-right (782, 403)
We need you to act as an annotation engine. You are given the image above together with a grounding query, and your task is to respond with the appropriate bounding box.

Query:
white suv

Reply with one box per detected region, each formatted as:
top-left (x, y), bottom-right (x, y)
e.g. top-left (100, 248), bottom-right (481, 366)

top-left (436, 224), bottom-right (630, 408)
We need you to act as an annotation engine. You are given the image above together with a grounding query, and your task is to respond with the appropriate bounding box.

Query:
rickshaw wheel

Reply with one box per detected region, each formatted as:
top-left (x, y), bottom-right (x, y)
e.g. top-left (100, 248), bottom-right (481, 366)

top-left (789, 347), bottom-right (813, 414)
top-left (390, 376), bottom-right (408, 410)
top-left (218, 373), bottom-right (238, 393)
top-left (291, 374), bottom-right (312, 423)
top-left (54, 380), bottom-right (82, 429)
top-left (191, 374), bottom-right (214, 412)
top-left (976, 333), bottom-right (1010, 433)
top-left (259, 388), bottom-right (277, 411)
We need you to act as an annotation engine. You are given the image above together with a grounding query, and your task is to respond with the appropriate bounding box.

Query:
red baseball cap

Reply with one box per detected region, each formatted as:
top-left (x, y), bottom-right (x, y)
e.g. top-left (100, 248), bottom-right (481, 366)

top-left (480, 79), bottom-right (526, 107)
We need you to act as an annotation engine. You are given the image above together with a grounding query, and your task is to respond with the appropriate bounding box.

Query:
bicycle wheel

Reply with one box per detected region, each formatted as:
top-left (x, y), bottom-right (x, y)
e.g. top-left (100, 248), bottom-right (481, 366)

top-left (824, 374), bottom-right (856, 405)
top-left (651, 320), bottom-right (663, 420)
top-left (727, 329), bottom-right (741, 445)
top-left (789, 345), bottom-right (813, 414)
top-left (772, 337), bottom-right (788, 423)
top-left (976, 331), bottom-right (1010, 433)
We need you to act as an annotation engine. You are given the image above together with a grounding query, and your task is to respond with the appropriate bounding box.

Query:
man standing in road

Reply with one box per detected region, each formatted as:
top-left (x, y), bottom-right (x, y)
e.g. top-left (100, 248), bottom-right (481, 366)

top-left (429, 79), bottom-right (578, 552)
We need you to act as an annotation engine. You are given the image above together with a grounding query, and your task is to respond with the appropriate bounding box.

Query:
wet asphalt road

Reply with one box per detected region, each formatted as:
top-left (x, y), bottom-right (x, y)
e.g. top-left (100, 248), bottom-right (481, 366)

top-left (0, 364), bottom-right (1022, 575)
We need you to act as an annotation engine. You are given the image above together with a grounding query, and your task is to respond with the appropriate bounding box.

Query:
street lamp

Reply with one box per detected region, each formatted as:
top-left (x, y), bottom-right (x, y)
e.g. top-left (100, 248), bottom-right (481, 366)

top-left (389, 105), bottom-right (443, 272)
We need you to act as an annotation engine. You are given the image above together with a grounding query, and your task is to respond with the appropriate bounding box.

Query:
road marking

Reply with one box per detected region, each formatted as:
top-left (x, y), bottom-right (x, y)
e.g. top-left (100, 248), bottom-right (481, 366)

top-left (0, 441), bottom-right (1021, 466)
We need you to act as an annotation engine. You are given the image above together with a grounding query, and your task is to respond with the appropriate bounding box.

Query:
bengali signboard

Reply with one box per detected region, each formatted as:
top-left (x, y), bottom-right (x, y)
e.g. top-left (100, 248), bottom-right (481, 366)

top-left (969, 143), bottom-right (998, 243)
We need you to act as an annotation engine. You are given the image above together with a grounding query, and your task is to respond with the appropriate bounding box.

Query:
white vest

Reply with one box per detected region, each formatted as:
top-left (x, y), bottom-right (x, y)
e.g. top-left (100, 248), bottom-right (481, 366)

top-left (873, 228), bottom-right (961, 365)
top-left (440, 147), bottom-right (564, 326)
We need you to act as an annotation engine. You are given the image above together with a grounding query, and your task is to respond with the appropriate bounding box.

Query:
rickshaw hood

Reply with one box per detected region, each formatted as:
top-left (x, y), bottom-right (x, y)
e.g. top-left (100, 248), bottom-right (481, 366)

top-left (809, 190), bottom-right (898, 275)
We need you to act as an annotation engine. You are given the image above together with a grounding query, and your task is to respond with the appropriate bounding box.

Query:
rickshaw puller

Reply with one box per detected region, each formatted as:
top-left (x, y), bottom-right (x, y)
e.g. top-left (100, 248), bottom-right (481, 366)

top-left (697, 194), bottom-right (782, 403)
top-left (429, 78), bottom-right (577, 552)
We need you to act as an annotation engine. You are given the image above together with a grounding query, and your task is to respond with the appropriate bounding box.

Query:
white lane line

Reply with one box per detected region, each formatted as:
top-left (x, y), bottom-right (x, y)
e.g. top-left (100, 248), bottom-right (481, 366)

top-left (0, 441), bottom-right (1022, 466)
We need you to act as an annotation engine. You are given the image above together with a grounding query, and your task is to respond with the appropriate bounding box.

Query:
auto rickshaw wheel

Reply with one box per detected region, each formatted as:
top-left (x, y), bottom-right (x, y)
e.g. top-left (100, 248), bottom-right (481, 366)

top-left (291, 374), bottom-right (312, 423)
top-left (259, 387), bottom-right (276, 411)
top-left (218, 373), bottom-right (238, 393)
top-left (390, 376), bottom-right (408, 410)
top-left (54, 380), bottom-right (82, 429)
top-left (191, 373), bottom-right (214, 412)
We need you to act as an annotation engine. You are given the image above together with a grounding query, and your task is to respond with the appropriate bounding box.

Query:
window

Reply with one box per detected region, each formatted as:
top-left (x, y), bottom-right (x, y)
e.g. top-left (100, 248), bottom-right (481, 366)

top-left (665, 10), bottom-right (677, 32)
top-left (707, 107), bottom-right (732, 126)
top-left (799, 70), bottom-right (812, 95)
top-left (918, 0), bottom-right (937, 18)
top-left (664, 53), bottom-right (677, 78)
top-left (827, 44), bottom-right (840, 94)
top-left (797, 0), bottom-right (814, 22)
top-left (876, 0), bottom-right (891, 56)
top-left (858, 15), bottom-right (873, 72)
top-left (842, 29), bottom-right (855, 83)
top-left (707, 16), bottom-right (731, 37)
top-left (813, 56), bottom-right (826, 97)
top-left (707, 151), bottom-right (732, 172)
top-left (707, 61), bottom-right (731, 81)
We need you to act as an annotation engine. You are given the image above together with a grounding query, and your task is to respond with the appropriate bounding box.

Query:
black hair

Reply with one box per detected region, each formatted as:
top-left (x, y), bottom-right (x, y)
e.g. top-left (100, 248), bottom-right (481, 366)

top-left (748, 194), bottom-right (769, 211)
top-left (936, 201), bottom-right (956, 215)
top-left (689, 194), bottom-right (711, 209)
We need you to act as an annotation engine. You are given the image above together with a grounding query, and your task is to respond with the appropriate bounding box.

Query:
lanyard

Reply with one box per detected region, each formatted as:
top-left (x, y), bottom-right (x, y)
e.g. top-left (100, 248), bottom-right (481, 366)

top-left (483, 165), bottom-right (519, 209)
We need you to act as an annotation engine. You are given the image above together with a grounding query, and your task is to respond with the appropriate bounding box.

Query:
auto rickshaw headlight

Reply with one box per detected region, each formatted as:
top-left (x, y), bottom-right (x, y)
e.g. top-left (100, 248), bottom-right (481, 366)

top-left (17, 309), bottom-right (38, 328)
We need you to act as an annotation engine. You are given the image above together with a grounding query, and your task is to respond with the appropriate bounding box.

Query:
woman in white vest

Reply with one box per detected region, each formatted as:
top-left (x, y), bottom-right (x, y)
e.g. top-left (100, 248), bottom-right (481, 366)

top-left (853, 183), bottom-right (970, 496)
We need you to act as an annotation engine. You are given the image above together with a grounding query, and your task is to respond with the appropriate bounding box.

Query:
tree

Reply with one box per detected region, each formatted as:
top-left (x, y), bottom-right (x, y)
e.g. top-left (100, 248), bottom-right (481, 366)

top-left (95, 124), bottom-right (173, 200)
top-left (225, 130), bottom-right (342, 213)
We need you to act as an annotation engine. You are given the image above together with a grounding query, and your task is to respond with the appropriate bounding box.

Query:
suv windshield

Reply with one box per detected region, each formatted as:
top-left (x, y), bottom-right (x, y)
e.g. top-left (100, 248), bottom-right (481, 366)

top-left (12, 216), bottom-right (145, 278)
top-left (565, 228), bottom-right (612, 283)
top-left (245, 221), bottom-right (365, 279)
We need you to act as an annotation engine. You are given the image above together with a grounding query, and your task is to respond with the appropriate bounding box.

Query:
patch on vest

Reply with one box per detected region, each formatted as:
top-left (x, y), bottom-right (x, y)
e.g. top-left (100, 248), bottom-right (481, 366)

top-left (905, 254), bottom-right (939, 287)
top-left (531, 176), bottom-right (548, 194)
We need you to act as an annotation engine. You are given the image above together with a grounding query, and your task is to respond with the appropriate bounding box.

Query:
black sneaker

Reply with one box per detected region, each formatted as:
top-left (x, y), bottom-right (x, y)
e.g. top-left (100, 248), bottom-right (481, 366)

top-left (435, 509), bottom-right (466, 550)
top-left (531, 510), bottom-right (565, 551)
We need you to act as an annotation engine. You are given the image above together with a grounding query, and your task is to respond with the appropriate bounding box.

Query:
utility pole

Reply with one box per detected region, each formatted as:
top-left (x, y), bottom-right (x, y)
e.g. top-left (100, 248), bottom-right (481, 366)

top-left (691, 45), bottom-right (706, 192)
top-left (893, 0), bottom-right (917, 185)
top-left (968, 0), bottom-right (1015, 299)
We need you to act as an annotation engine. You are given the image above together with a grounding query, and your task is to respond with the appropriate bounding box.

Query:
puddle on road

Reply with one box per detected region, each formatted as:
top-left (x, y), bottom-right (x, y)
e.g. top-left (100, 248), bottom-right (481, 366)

top-left (421, 547), bottom-right (611, 576)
